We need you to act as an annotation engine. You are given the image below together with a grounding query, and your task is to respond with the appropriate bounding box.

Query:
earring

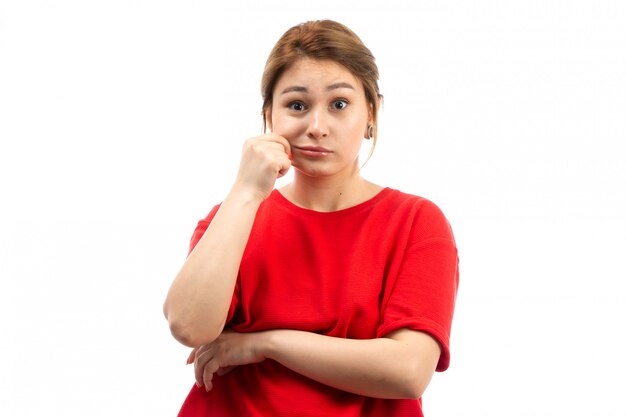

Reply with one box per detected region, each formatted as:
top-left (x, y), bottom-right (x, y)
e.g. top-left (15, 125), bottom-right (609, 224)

top-left (367, 124), bottom-right (374, 139)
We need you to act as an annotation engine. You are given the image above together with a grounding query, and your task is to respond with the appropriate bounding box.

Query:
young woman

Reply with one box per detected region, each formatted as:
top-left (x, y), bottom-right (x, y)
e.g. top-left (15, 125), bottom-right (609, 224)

top-left (164, 19), bottom-right (459, 417)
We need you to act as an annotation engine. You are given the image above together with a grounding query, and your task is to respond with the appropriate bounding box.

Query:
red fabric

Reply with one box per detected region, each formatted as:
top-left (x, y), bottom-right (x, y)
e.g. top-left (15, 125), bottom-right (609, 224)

top-left (178, 188), bottom-right (459, 417)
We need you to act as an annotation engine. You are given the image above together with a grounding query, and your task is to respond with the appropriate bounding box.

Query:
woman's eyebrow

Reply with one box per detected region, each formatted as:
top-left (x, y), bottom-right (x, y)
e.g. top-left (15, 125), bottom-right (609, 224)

top-left (326, 82), bottom-right (354, 91)
top-left (281, 86), bottom-right (308, 94)
top-left (280, 82), bottom-right (355, 95)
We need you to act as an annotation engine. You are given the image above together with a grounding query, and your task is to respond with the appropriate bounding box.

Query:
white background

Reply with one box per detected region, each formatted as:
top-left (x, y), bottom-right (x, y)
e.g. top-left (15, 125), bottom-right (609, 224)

top-left (1, 1), bottom-right (625, 416)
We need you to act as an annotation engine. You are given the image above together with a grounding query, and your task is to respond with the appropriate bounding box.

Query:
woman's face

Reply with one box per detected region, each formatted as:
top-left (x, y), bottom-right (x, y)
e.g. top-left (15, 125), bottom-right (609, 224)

top-left (268, 58), bottom-right (372, 179)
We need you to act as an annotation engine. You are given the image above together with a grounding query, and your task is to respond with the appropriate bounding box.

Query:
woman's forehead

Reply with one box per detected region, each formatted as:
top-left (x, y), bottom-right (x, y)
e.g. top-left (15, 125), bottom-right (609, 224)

top-left (274, 58), bottom-right (363, 93)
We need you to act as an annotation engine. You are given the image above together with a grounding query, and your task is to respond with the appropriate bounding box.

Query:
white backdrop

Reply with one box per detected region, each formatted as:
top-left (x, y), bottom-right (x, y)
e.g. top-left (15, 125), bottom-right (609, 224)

top-left (1, 1), bottom-right (625, 416)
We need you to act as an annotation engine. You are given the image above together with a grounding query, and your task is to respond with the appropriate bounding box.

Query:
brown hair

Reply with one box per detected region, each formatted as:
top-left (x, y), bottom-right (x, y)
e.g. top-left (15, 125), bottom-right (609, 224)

top-left (261, 20), bottom-right (383, 152)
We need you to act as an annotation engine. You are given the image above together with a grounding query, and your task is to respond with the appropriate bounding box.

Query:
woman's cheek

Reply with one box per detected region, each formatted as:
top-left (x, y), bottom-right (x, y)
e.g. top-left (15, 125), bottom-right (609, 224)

top-left (272, 116), bottom-right (306, 142)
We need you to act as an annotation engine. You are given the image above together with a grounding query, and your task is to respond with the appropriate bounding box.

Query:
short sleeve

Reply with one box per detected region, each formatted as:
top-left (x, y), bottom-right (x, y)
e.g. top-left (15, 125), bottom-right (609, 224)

top-left (187, 204), bottom-right (241, 325)
top-left (377, 200), bottom-right (459, 372)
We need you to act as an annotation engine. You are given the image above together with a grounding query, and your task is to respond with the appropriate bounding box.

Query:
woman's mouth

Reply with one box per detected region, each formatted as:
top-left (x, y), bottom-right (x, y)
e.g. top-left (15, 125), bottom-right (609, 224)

top-left (293, 146), bottom-right (333, 157)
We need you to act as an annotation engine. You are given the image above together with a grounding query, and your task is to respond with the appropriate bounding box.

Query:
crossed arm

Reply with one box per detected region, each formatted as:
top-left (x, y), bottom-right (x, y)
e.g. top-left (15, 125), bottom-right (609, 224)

top-left (164, 187), bottom-right (442, 399)
top-left (188, 327), bottom-right (441, 400)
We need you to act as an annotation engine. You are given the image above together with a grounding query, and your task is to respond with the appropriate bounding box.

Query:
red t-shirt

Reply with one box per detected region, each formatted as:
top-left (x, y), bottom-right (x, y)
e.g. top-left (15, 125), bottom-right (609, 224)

top-left (178, 188), bottom-right (459, 417)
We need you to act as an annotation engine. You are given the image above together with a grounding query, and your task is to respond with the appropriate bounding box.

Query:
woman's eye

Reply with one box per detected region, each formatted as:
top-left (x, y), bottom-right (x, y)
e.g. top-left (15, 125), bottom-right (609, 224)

top-left (332, 100), bottom-right (348, 110)
top-left (289, 102), bottom-right (306, 111)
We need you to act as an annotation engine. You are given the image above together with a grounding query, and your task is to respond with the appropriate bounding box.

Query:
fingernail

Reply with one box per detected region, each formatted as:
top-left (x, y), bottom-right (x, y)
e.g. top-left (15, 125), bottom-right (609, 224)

top-left (196, 382), bottom-right (201, 388)
top-left (288, 153), bottom-right (292, 160)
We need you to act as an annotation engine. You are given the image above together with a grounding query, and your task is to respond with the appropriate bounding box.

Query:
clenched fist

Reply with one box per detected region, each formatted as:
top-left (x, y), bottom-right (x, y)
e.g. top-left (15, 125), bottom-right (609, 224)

top-left (231, 133), bottom-right (292, 201)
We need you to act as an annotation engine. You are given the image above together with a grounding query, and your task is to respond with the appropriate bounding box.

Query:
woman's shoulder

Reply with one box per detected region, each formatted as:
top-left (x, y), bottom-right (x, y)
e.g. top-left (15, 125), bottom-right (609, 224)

top-left (383, 187), bottom-right (445, 212)
top-left (383, 188), bottom-right (455, 241)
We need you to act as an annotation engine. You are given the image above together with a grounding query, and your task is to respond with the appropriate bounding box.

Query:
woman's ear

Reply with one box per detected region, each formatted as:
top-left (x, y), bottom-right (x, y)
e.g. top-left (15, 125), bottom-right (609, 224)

top-left (363, 103), bottom-right (374, 138)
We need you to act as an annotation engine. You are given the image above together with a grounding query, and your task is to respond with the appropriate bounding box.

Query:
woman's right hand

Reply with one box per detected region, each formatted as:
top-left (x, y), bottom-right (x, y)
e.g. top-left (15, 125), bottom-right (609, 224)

top-left (231, 133), bottom-right (292, 201)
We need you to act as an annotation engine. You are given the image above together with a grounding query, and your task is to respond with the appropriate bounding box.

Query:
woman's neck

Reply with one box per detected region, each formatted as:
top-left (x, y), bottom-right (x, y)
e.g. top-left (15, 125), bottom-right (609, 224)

top-left (279, 173), bottom-right (382, 212)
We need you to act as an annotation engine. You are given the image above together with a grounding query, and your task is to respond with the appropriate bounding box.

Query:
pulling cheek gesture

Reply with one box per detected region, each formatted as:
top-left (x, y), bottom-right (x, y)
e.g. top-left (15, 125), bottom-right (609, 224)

top-left (163, 133), bottom-right (290, 349)
top-left (232, 133), bottom-right (292, 202)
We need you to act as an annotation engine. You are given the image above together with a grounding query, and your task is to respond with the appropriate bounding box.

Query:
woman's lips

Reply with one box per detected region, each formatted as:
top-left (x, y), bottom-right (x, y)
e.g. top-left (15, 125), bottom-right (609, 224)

top-left (293, 146), bottom-right (333, 157)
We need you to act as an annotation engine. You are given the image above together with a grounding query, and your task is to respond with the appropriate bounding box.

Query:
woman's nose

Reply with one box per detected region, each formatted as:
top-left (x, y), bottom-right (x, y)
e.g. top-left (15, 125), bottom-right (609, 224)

top-left (306, 108), bottom-right (329, 139)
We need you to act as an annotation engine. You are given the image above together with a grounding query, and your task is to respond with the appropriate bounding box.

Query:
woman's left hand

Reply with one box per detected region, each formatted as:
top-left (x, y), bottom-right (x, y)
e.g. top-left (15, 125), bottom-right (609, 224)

top-left (186, 329), bottom-right (269, 391)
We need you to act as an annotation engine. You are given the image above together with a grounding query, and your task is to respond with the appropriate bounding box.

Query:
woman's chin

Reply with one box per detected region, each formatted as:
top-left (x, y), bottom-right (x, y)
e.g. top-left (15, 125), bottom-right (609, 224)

top-left (292, 162), bottom-right (358, 180)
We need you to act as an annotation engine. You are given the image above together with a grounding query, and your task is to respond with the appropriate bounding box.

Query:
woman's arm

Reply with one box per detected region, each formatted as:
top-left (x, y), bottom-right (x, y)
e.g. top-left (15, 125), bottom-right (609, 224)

top-left (266, 328), bottom-right (440, 399)
top-left (163, 134), bottom-right (291, 347)
top-left (192, 328), bottom-right (441, 399)
top-left (163, 190), bottom-right (262, 347)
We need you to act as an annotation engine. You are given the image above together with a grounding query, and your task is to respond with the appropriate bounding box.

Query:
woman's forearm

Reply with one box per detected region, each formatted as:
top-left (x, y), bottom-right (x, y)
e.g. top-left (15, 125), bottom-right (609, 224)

top-left (163, 188), bottom-right (262, 347)
top-left (263, 329), bottom-right (440, 399)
